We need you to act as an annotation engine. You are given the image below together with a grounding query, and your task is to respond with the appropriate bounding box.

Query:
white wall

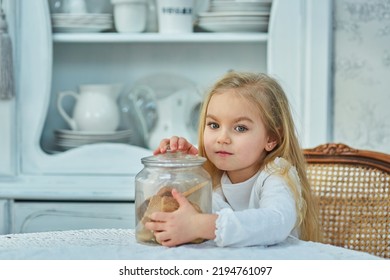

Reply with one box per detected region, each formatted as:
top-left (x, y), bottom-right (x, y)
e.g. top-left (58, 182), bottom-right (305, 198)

top-left (333, 0), bottom-right (390, 154)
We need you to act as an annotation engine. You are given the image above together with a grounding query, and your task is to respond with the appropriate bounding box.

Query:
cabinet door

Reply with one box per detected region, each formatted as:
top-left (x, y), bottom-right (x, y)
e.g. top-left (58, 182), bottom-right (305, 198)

top-left (0, 101), bottom-right (15, 176)
top-left (12, 202), bottom-right (135, 233)
top-left (0, 199), bottom-right (10, 234)
top-left (0, 0), bottom-right (16, 177)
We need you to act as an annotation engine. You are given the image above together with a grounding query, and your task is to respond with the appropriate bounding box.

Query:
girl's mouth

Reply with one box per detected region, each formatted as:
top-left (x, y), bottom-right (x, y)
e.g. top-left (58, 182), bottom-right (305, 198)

top-left (216, 151), bottom-right (233, 156)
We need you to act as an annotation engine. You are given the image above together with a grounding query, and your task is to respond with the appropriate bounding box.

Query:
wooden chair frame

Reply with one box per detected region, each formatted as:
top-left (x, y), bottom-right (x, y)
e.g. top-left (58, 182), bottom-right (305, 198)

top-left (303, 143), bottom-right (390, 259)
top-left (304, 143), bottom-right (390, 173)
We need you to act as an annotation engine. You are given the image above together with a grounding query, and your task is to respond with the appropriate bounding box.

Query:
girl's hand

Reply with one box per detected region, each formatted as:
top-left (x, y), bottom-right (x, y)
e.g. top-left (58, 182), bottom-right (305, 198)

top-left (153, 136), bottom-right (198, 155)
top-left (145, 189), bottom-right (209, 247)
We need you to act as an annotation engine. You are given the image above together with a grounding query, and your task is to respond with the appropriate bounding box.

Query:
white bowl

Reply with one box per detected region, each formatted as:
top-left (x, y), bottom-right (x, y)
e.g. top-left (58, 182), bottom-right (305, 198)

top-left (111, 0), bottom-right (147, 33)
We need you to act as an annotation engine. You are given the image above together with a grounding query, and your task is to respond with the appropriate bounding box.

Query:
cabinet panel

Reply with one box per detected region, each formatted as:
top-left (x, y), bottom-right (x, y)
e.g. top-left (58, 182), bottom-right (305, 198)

top-left (0, 0), bottom-right (16, 177)
top-left (0, 200), bottom-right (10, 234)
top-left (12, 202), bottom-right (135, 233)
top-left (0, 100), bottom-right (15, 176)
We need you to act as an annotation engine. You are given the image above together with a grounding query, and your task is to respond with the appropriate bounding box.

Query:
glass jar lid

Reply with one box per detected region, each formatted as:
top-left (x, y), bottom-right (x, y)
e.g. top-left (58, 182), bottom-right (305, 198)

top-left (141, 151), bottom-right (206, 168)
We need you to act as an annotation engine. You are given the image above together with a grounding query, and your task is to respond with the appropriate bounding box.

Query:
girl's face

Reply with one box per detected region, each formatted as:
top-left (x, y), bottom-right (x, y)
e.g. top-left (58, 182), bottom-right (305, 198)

top-left (204, 90), bottom-right (275, 183)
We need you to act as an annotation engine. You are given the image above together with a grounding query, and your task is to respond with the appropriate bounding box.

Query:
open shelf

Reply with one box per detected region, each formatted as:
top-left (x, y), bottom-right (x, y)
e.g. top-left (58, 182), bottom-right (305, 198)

top-left (52, 32), bottom-right (268, 43)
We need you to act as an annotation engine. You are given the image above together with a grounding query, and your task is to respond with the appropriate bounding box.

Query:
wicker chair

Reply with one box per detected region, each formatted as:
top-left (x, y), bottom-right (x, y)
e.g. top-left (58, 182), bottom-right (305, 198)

top-left (303, 143), bottom-right (390, 259)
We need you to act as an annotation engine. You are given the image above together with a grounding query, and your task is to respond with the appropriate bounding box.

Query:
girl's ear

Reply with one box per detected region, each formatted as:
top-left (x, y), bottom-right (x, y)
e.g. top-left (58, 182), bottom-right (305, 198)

top-left (265, 137), bottom-right (278, 152)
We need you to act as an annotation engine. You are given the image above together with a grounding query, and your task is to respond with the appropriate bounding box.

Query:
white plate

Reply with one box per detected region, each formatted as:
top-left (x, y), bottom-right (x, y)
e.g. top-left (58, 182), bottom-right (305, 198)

top-left (51, 13), bottom-right (113, 33)
top-left (55, 141), bottom-right (131, 151)
top-left (199, 16), bottom-right (269, 23)
top-left (51, 14), bottom-right (112, 25)
top-left (51, 13), bottom-right (112, 18)
top-left (52, 19), bottom-right (113, 26)
top-left (210, 0), bottom-right (272, 5)
top-left (56, 137), bottom-right (132, 145)
top-left (57, 136), bottom-right (130, 142)
top-left (198, 11), bottom-right (270, 17)
top-left (55, 129), bottom-right (132, 138)
top-left (197, 21), bottom-right (268, 32)
top-left (56, 138), bottom-right (131, 148)
top-left (53, 25), bottom-right (112, 33)
top-left (210, 3), bottom-right (271, 13)
top-left (54, 129), bottom-right (132, 151)
top-left (211, 0), bottom-right (272, 3)
top-left (198, 12), bottom-right (269, 24)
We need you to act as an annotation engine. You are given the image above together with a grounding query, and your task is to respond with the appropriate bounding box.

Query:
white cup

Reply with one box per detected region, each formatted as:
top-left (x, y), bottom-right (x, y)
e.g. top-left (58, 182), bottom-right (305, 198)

top-left (111, 0), bottom-right (148, 33)
top-left (157, 0), bottom-right (194, 34)
top-left (63, 0), bottom-right (87, 13)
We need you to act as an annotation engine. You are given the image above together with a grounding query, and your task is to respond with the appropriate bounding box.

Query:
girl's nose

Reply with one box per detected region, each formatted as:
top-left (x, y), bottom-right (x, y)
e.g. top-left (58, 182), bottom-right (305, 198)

top-left (217, 130), bottom-right (231, 145)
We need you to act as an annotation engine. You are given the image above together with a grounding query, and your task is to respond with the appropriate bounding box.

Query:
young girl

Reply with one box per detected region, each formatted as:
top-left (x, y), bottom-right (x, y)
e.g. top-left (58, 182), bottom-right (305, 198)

top-left (145, 71), bottom-right (322, 247)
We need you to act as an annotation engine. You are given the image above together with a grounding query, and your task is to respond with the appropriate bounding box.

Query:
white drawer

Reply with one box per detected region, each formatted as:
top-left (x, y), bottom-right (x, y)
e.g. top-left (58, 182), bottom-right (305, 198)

top-left (12, 201), bottom-right (135, 234)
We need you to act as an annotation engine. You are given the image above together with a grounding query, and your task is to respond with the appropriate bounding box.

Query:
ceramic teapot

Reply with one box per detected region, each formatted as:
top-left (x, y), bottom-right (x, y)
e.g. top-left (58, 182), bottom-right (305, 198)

top-left (57, 84), bottom-right (122, 132)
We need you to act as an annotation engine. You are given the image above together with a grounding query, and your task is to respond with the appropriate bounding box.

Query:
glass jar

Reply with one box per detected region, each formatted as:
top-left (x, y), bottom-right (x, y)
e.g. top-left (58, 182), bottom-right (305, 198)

top-left (135, 151), bottom-right (212, 245)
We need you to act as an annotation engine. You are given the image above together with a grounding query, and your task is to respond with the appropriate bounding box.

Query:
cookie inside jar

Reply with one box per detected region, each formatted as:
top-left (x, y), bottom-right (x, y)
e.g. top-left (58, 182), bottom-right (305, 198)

top-left (136, 182), bottom-right (208, 245)
top-left (135, 151), bottom-right (212, 245)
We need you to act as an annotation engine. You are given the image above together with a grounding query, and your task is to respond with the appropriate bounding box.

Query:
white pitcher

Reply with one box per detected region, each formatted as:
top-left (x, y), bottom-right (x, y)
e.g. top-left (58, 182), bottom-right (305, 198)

top-left (57, 84), bottom-right (122, 132)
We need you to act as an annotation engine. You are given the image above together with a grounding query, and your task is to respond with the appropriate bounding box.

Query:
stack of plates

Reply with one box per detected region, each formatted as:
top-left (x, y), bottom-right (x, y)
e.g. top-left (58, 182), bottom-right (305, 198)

top-left (196, 0), bottom-right (272, 32)
top-left (54, 129), bottom-right (132, 151)
top-left (51, 13), bottom-right (113, 33)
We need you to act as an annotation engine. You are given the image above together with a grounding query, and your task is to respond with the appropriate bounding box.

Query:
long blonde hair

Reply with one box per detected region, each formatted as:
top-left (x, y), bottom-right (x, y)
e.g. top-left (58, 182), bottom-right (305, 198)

top-left (197, 71), bottom-right (322, 242)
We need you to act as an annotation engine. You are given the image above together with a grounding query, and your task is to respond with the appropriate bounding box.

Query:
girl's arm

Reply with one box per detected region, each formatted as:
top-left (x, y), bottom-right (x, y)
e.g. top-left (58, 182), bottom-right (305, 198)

top-left (214, 175), bottom-right (297, 247)
top-left (144, 189), bottom-right (217, 247)
top-left (153, 136), bottom-right (198, 155)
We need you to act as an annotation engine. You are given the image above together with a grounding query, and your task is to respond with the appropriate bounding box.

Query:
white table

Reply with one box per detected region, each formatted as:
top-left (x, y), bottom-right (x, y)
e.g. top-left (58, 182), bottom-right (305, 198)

top-left (0, 228), bottom-right (382, 260)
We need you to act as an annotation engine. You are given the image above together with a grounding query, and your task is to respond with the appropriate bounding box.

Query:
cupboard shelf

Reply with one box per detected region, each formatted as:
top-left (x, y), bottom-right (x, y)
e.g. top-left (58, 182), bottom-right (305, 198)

top-left (52, 32), bottom-right (268, 43)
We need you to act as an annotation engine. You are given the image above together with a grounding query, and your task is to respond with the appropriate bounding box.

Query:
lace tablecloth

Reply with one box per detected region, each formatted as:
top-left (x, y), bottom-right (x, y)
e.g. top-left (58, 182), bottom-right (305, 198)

top-left (0, 229), bottom-right (381, 260)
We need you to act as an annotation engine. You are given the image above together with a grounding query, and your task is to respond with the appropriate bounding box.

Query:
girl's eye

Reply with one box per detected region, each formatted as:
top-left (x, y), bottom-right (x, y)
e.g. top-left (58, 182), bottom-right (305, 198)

top-left (235, 125), bottom-right (248, 133)
top-left (207, 122), bottom-right (219, 129)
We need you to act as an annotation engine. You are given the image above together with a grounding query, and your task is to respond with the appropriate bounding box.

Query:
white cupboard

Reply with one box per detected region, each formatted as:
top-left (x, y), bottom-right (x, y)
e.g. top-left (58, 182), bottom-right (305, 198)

top-left (0, 0), bottom-right (332, 234)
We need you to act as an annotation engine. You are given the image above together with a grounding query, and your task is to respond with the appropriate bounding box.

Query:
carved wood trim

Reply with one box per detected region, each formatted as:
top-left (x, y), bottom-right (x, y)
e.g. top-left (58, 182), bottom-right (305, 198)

top-left (310, 143), bottom-right (358, 155)
top-left (303, 143), bottom-right (390, 173)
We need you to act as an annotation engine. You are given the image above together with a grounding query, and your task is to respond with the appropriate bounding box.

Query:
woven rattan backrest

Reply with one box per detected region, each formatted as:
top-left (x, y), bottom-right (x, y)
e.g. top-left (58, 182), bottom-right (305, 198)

top-left (304, 143), bottom-right (390, 259)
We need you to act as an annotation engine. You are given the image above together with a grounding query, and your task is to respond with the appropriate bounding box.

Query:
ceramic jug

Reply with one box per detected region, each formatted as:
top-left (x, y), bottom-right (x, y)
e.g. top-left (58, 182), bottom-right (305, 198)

top-left (57, 84), bottom-right (122, 132)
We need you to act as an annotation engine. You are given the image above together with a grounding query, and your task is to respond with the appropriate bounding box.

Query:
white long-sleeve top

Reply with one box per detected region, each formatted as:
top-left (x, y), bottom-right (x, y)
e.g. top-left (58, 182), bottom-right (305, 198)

top-left (212, 157), bottom-right (301, 247)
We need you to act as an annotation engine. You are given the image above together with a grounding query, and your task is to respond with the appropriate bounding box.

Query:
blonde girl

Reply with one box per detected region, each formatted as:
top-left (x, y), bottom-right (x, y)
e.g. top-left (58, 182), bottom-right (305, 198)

top-left (146, 71), bottom-right (322, 247)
